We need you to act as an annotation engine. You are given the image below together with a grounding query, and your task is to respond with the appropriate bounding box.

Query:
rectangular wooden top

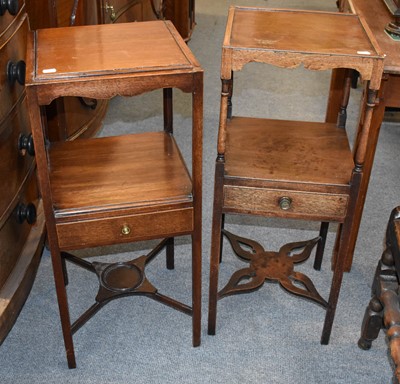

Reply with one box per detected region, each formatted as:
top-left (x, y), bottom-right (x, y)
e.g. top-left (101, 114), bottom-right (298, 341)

top-left (28, 20), bottom-right (201, 83)
top-left (350, 0), bottom-right (400, 74)
top-left (221, 6), bottom-right (384, 88)
top-left (225, 7), bottom-right (381, 58)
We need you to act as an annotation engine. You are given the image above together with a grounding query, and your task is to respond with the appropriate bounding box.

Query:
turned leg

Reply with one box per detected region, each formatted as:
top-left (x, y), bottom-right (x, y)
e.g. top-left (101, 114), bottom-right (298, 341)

top-left (227, 73), bottom-right (233, 119)
top-left (382, 290), bottom-right (400, 384)
top-left (358, 296), bottom-right (384, 350)
top-left (337, 69), bottom-right (352, 129)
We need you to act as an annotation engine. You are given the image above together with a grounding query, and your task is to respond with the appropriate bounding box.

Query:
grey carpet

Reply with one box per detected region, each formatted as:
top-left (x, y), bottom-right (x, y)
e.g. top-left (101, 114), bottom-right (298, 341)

top-left (1, 0), bottom-right (399, 382)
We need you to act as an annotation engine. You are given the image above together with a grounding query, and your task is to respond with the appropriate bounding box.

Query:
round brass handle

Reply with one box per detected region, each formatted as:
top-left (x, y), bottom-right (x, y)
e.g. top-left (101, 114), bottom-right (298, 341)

top-left (279, 196), bottom-right (292, 211)
top-left (121, 224), bottom-right (131, 235)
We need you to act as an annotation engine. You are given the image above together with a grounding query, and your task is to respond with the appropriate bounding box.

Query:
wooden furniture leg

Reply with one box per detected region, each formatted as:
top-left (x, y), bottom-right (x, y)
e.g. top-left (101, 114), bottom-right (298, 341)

top-left (208, 159), bottom-right (224, 335)
top-left (326, 72), bottom-right (389, 271)
top-left (163, 88), bottom-right (175, 270)
top-left (328, 0), bottom-right (400, 271)
top-left (359, 207), bottom-right (400, 383)
top-left (342, 76), bottom-right (388, 270)
top-left (191, 74), bottom-right (203, 346)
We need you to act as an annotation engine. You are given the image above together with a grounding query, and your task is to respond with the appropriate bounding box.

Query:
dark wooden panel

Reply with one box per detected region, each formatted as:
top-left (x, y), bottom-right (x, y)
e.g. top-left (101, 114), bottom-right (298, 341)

top-left (0, 95), bottom-right (34, 217)
top-left (0, 2), bottom-right (45, 346)
top-left (0, 14), bottom-right (28, 123)
top-left (0, 0), bottom-right (25, 37)
top-left (0, 170), bottom-right (40, 288)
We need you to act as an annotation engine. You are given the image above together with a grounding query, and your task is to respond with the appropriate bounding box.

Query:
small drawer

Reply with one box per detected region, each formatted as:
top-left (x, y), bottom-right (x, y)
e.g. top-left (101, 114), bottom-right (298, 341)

top-left (0, 95), bottom-right (35, 215)
top-left (56, 208), bottom-right (194, 250)
top-left (223, 186), bottom-right (348, 221)
top-left (0, 170), bottom-right (40, 287)
top-left (0, 13), bottom-right (28, 123)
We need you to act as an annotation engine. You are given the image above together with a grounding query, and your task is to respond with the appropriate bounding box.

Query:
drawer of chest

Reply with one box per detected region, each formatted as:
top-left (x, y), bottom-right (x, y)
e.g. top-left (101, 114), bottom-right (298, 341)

top-left (0, 170), bottom-right (40, 287)
top-left (0, 13), bottom-right (28, 123)
top-left (223, 186), bottom-right (348, 221)
top-left (56, 208), bottom-right (194, 251)
top-left (0, 94), bottom-right (35, 215)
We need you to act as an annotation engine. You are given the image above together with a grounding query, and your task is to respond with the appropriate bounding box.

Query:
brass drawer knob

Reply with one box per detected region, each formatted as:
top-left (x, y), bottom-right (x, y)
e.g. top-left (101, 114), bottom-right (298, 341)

top-left (279, 196), bottom-right (292, 210)
top-left (121, 224), bottom-right (131, 235)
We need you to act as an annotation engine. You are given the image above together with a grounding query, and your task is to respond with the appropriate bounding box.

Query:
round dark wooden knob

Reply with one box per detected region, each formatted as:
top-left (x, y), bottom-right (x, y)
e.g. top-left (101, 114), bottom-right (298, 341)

top-left (381, 248), bottom-right (394, 267)
top-left (18, 133), bottom-right (35, 156)
top-left (16, 203), bottom-right (37, 225)
top-left (0, 0), bottom-right (18, 16)
top-left (7, 60), bottom-right (25, 85)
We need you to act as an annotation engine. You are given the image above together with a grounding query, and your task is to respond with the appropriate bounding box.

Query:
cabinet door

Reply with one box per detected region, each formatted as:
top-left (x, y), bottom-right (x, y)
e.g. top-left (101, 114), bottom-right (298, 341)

top-left (101, 0), bottom-right (162, 23)
top-left (0, 3), bottom-right (45, 345)
top-left (26, 0), bottom-right (101, 28)
top-left (163, 0), bottom-right (195, 40)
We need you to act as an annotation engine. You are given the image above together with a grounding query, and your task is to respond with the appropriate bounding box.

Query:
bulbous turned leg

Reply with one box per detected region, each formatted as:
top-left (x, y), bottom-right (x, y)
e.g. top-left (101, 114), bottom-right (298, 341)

top-left (381, 289), bottom-right (400, 384)
top-left (358, 296), bottom-right (383, 350)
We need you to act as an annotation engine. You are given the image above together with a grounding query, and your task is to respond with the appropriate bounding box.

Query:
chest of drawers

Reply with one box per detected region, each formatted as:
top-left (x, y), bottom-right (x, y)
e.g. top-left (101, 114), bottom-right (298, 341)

top-left (0, 1), bottom-right (45, 344)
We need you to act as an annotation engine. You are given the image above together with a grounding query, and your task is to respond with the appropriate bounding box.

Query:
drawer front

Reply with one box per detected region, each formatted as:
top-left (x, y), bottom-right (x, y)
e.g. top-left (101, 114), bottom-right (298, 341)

top-left (224, 186), bottom-right (348, 221)
top-left (0, 13), bottom-right (28, 123)
top-left (56, 208), bottom-right (194, 250)
top-left (0, 171), bottom-right (40, 287)
top-left (0, 1), bottom-right (24, 38)
top-left (0, 95), bottom-right (35, 215)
